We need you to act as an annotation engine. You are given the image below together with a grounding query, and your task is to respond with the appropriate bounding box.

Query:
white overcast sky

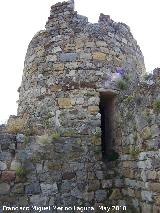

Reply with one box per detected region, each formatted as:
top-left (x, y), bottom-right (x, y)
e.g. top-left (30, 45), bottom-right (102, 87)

top-left (0, 0), bottom-right (160, 123)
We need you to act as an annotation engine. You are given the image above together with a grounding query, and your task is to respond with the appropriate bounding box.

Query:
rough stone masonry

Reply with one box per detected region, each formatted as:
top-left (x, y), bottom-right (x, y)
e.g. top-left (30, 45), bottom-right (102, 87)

top-left (0, 0), bottom-right (160, 212)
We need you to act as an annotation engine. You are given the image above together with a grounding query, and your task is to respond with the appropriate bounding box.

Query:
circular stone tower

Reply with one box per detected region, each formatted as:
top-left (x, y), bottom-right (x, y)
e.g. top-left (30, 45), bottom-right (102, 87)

top-left (17, 0), bottom-right (145, 134)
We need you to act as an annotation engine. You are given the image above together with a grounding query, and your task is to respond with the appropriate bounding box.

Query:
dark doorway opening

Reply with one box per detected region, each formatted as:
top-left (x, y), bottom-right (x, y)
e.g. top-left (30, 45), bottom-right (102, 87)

top-left (99, 92), bottom-right (115, 161)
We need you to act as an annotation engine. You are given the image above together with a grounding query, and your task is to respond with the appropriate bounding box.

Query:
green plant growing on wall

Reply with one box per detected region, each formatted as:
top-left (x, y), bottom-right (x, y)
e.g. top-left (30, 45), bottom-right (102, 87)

top-left (24, 124), bottom-right (38, 136)
top-left (129, 147), bottom-right (140, 159)
top-left (43, 119), bottom-right (50, 129)
top-left (61, 128), bottom-right (76, 137)
top-left (16, 166), bottom-right (27, 178)
top-left (153, 99), bottom-right (160, 112)
top-left (123, 74), bottom-right (130, 82)
top-left (52, 132), bottom-right (61, 140)
top-left (94, 129), bottom-right (101, 137)
top-left (31, 152), bottom-right (44, 163)
top-left (117, 79), bottom-right (128, 90)
top-left (143, 74), bottom-right (150, 81)
top-left (24, 135), bottom-right (30, 145)
top-left (126, 95), bottom-right (134, 103)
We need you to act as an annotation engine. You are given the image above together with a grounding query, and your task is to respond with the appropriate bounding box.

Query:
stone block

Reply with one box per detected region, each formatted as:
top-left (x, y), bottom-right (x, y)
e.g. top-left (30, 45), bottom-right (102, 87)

top-left (95, 170), bottom-right (104, 179)
top-left (88, 180), bottom-right (100, 191)
top-left (50, 84), bottom-right (62, 92)
top-left (155, 196), bottom-right (160, 205)
top-left (127, 188), bottom-right (135, 197)
top-left (141, 127), bottom-right (152, 140)
top-left (148, 182), bottom-right (160, 193)
top-left (60, 181), bottom-right (72, 193)
top-left (53, 63), bottom-right (64, 71)
top-left (30, 195), bottom-right (48, 205)
top-left (58, 98), bottom-right (72, 108)
top-left (71, 186), bottom-right (83, 199)
top-left (148, 170), bottom-right (157, 180)
top-left (88, 106), bottom-right (99, 113)
top-left (151, 125), bottom-right (159, 137)
top-left (141, 190), bottom-right (153, 202)
top-left (62, 172), bottom-right (76, 180)
top-left (0, 161), bottom-right (7, 171)
top-left (83, 192), bottom-right (94, 201)
top-left (52, 46), bottom-right (62, 53)
top-left (101, 180), bottom-right (112, 188)
top-left (64, 43), bottom-right (75, 51)
top-left (0, 183), bottom-right (10, 195)
top-left (65, 62), bottom-right (80, 69)
top-left (11, 183), bottom-right (24, 194)
top-left (96, 41), bottom-right (107, 47)
top-left (137, 159), bottom-right (152, 169)
top-left (153, 205), bottom-right (160, 213)
top-left (95, 190), bottom-right (107, 202)
top-left (1, 171), bottom-right (16, 183)
top-left (25, 182), bottom-right (41, 195)
top-left (41, 183), bottom-right (58, 195)
top-left (141, 203), bottom-right (152, 213)
top-left (18, 196), bottom-right (29, 206)
top-left (122, 168), bottom-right (135, 178)
top-left (85, 42), bottom-right (95, 48)
top-left (46, 55), bottom-right (57, 62)
top-left (16, 133), bottom-right (25, 143)
top-left (10, 160), bottom-right (21, 170)
top-left (93, 52), bottom-right (106, 60)
top-left (109, 189), bottom-right (122, 200)
top-left (60, 53), bottom-right (77, 62)
top-left (79, 53), bottom-right (92, 60)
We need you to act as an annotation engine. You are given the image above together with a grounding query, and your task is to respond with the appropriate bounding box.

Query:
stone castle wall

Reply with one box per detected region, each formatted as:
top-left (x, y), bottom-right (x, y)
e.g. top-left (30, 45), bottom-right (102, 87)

top-left (0, 1), bottom-right (160, 212)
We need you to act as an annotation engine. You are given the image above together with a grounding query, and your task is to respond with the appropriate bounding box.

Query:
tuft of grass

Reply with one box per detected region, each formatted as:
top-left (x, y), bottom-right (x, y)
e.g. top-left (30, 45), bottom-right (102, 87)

top-left (24, 135), bottom-right (30, 145)
top-left (16, 166), bottom-right (27, 178)
top-left (24, 125), bottom-right (38, 136)
top-left (153, 99), bottom-right (160, 112)
top-left (129, 147), bottom-right (140, 158)
top-left (126, 95), bottom-right (134, 103)
top-left (52, 132), bottom-right (61, 140)
top-left (61, 128), bottom-right (76, 137)
top-left (6, 117), bottom-right (26, 134)
top-left (36, 134), bottom-right (52, 144)
top-left (117, 79), bottom-right (127, 90)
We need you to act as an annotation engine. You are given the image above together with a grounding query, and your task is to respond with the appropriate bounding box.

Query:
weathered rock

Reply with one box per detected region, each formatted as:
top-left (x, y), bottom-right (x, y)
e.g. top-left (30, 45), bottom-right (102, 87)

top-left (95, 190), bottom-right (107, 202)
top-left (0, 183), bottom-right (10, 195)
top-left (16, 134), bottom-right (25, 143)
top-left (25, 182), bottom-right (41, 195)
top-left (1, 171), bottom-right (16, 183)
top-left (10, 160), bottom-right (21, 170)
top-left (12, 183), bottom-right (24, 194)
top-left (0, 161), bottom-right (7, 171)
top-left (40, 183), bottom-right (58, 195)
top-left (109, 189), bottom-right (122, 200)
top-left (58, 98), bottom-right (72, 108)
